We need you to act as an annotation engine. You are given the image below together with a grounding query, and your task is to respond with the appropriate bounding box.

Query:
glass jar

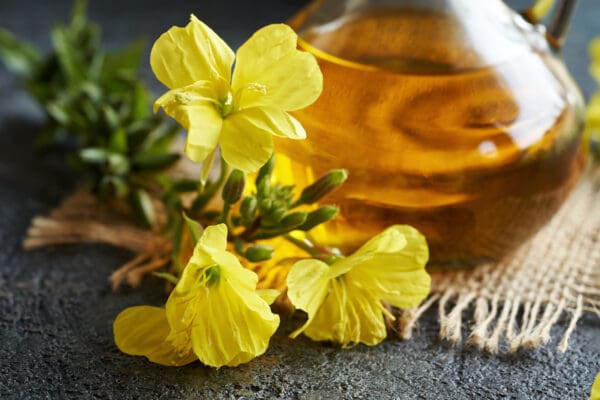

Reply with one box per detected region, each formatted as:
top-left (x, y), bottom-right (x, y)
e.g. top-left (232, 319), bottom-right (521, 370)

top-left (274, 0), bottom-right (586, 268)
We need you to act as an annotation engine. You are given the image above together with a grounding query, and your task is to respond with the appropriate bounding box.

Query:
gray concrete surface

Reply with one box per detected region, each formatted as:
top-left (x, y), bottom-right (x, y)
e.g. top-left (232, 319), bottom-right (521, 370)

top-left (0, 0), bottom-right (599, 398)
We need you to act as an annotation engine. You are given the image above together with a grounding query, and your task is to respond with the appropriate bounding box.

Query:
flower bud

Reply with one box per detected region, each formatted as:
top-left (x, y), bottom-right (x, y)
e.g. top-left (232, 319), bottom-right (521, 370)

top-left (256, 155), bottom-right (275, 186)
top-left (245, 245), bottom-right (274, 262)
top-left (221, 169), bottom-right (245, 204)
top-left (299, 169), bottom-right (348, 204)
top-left (240, 196), bottom-right (258, 222)
top-left (280, 211), bottom-right (308, 230)
top-left (299, 205), bottom-right (339, 231)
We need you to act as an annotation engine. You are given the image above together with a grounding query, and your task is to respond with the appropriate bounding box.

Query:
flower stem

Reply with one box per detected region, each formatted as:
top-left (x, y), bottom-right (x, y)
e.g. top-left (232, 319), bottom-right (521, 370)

top-left (283, 234), bottom-right (322, 257)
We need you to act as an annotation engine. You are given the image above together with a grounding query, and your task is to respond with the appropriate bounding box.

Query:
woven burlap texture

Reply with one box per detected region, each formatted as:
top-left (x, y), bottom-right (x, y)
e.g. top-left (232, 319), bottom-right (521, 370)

top-left (24, 170), bottom-right (600, 353)
top-left (398, 168), bottom-right (600, 353)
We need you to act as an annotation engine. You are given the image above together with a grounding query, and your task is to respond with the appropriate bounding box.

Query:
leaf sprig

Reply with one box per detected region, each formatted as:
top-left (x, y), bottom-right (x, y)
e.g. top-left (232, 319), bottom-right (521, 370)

top-left (0, 0), bottom-right (180, 227)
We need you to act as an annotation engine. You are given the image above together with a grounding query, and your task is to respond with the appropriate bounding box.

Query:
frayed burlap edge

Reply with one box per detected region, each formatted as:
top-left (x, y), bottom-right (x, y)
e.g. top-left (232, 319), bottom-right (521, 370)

top-left (23, 190), bottom-right (173, 290)
top-left (397, 168), bottom-right (600, 353)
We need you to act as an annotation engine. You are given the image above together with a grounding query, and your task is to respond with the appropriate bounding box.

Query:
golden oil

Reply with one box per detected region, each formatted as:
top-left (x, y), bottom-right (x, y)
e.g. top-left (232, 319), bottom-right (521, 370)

top-left (274, 8), bottom-right (586, 267)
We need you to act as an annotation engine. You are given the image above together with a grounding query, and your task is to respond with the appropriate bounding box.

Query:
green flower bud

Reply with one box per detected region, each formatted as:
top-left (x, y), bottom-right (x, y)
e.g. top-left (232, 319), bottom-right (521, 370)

top-left (221, 169), bottom-right (245, 204)
top-left (256, 155), bottom-right (275, 186)
top-left (259, 198), bottom-right (273, 213)
top-left (280, 211), bottom-right (308, 230)
top-left (245, 245), bottom-right (274, 262)
top-left (299, 205), bottom-right (339, 231)
top-left (240, 196), bottom-right (258, 222)
top-left (299, 169), bottom-right (348, 204)
top-left (263, 206), bottom-right (286, 226)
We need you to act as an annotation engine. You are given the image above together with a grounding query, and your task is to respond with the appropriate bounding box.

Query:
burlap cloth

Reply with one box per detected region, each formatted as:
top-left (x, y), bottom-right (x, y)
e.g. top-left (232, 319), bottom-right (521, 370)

top-left (24, 168), bottom-right (600, 353)
top-left (398, 167), bottom-right (600, 353)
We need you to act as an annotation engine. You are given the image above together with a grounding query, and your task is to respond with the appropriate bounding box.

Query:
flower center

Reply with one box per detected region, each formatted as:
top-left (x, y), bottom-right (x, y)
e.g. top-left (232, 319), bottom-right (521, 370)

top-left (218, 92), bottom-right (234, 117)
top-left (204, 265), bottom-right (221, 286)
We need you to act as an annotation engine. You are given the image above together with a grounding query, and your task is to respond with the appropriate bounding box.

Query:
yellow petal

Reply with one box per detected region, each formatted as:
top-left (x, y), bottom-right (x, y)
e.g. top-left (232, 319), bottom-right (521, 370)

top-left (286, 259), bottom-right (331, 338)
top-left (214, 249), bottom-right (259, 292)
top-left (530, 0), bottom-right (554, 20)
top-left (236, 107), bottom-right (306, 139)
top-left (150, 14), bottom-right (234, 89)
top-left (591, 373), bottom-right (600, 400)
top-left (331, 225), bottom-right (429, 277)
top-left (588, 93), bottom-right (600, 131)
top-left (199, 223), bottom-right (228, 251)
top-left (220, 111), bottom-right (274, 173)
top-left (302, 278), bottom-right (387, 347)
top-left (113, 306), bottom-right (196, 366)
top-left (346, 226), bottom-right (431, 309)
top-left (591, 38), bottom-right (600, 80)
top-left (257, 288), bottom-right (281, 304)
top-left (190, 277), bottom-right (280, 367)
top-left (155, 83), bottom-right (223, 163)
top-left (232, 24), bottom-right (323, 111)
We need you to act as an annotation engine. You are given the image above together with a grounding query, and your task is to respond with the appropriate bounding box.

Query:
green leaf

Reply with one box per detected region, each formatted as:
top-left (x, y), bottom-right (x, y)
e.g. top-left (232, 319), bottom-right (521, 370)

top-left (131, 153), bottom-right (180, 171)
top-left (143, 123), bottom-right (180, 155)
top-left (98, 175), bottom-right (128, 199)
top-left (109, 128), bottom-right (128, 153)
top-left (182, 212), bottom-right (203, 244)
top-left (46, 102), bottom-right (70, 126)
top-left (102, 38), bottom-right (146, 79)
top-left (70, 0), bottom-right (89, 30)
top-left (0, 28), bottom-right (41, 76)
top-left (101, 105), bottom-right (120, 131)
top-left (131, 83), bottom-right (149, 121)
top-left (126, 118), bottom-right (160, 151)
top-left (171, 179), bottom-right (199, 193)
top-left (129, 188), bottom-right (156, 228)
top-left (107, 153), bottom-right (130, 175)
top-left (51, 26), bottom-right (86, 85)
top-left (79, 147), bottom-right (109, 164)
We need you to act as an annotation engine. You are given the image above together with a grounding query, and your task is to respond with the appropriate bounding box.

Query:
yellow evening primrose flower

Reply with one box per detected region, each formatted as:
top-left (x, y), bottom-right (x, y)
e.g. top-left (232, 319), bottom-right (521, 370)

top-left (591, 373), bottom-right (600, 400)
top-left (286, 225), bottom-right (431, 347)
top-left (113, 224), bottom-right (280, 367)
top-left (591, 38), bottom-right (600, 84)
top-left (150, 15), bottom-right (323, 173)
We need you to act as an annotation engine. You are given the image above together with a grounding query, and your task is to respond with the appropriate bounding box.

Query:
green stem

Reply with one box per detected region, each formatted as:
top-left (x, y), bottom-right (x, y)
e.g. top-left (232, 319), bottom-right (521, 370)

top-left (283, 234), bottom-right (322, 257)
top-left (221, 202), bottom-right (232, 229)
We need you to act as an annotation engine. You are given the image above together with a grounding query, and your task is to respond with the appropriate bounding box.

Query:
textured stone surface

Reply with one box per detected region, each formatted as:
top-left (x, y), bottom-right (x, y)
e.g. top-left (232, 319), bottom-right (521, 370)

top-left (0, 1), bottom-right (599, 399)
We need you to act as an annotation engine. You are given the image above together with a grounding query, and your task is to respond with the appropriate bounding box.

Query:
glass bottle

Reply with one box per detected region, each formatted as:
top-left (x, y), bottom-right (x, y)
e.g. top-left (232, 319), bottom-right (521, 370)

top-left (274, 0), bottom-right (586, 268)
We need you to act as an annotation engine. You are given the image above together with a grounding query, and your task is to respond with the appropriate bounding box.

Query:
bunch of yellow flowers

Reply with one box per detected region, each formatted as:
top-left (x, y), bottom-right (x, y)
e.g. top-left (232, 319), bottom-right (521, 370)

top-left (112, 16), bottom-right (432, 368)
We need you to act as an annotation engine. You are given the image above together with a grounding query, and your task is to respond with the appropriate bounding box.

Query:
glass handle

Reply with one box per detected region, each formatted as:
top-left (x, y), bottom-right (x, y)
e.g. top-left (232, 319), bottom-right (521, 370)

top-left (522, 0), bottom-right (577, 50)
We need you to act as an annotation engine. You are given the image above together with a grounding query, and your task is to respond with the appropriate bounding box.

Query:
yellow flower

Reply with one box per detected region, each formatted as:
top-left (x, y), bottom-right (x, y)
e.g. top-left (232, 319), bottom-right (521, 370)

top-left (588, 93), bottom-right (600, 133)
top-left (286, 225), bottom-right (431, 347)
top-left (530, 0), bottom-right (555, 20)
top-left (592, 373), bottom-right (600, 400)
top-left (591, 38), bottom-right (600, 84)
top-left (113, 224), bottom-right (280, 367)
top-left (150, 15), bottom-right (323, 173)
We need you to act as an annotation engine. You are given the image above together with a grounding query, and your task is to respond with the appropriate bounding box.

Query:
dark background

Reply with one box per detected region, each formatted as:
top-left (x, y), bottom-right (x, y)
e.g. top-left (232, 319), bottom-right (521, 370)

top-left (0, 1), bottom-right (599, 399)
